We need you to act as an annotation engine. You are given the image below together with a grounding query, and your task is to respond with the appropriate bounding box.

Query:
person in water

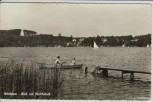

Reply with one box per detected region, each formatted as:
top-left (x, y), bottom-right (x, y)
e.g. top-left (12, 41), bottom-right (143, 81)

top-left (55, 56), bottom-right (61, 68)
top-left (55, 56), bottom-right (66, 68)
top-left (71, 58), bottom-right (76, 65)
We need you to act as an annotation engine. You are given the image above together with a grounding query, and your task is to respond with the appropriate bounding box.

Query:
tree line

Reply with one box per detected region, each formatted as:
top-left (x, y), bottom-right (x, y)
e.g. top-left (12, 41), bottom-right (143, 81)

top-left (0, 29), bottom-right (151, 47)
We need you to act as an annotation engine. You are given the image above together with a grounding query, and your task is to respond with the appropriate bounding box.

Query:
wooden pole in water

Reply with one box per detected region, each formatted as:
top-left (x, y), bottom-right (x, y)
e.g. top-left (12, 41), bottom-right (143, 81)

top-left (102, 69), bottom-right (108, 78)
top-left (85, 66), bottom-right (88, 74)
top-left (130, 72), bottom-right (134, 81)
top-left (121, 71), bottom-right (124, 80)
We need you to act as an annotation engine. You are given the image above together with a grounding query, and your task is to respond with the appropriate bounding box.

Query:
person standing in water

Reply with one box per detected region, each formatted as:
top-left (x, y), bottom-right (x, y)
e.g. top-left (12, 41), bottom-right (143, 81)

top-left (71, 58), bottom-right (76, 65)
top-left (55, 56), bottom-right (66, 68)
top-left (55, 56), bottom-right (61, 68)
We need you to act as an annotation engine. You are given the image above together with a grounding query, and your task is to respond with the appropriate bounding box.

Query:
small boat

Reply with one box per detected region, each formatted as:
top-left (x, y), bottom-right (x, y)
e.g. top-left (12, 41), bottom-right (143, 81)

top-left (93, 41), bottom-right (99, 49)
top-left (39, 64), bottom-right (83, 69)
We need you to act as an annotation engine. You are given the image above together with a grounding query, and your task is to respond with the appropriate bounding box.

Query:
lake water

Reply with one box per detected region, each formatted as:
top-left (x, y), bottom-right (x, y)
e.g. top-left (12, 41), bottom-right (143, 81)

top-left (0, 47), bottom-right (151, 100)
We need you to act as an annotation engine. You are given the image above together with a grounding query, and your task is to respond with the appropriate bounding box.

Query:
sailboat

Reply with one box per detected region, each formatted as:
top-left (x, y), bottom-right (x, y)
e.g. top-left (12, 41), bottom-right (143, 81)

top-left (93, 41), bottom-right (99, 49)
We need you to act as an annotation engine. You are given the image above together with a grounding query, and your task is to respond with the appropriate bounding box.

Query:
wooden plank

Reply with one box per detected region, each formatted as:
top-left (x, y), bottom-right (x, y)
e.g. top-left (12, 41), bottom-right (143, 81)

top-left (97, 67), bottom-right (151, 74)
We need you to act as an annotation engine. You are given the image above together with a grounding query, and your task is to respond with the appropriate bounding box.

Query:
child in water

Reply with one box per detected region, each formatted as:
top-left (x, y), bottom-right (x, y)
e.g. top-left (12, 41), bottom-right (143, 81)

top-left (55, 56), bottom-right (61, 68)
top-left (71, 58), bottom-right (76, 65)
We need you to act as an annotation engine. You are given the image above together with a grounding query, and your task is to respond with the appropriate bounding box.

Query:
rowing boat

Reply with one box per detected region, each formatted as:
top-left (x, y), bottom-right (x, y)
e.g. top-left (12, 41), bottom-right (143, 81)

top-left (39, 64), bottom-right (83, 69)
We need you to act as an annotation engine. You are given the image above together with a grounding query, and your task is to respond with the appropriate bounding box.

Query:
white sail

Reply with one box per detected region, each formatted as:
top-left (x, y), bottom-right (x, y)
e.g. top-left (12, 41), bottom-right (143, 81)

top-left (94, 41), bottom-right (99, 49)
top-left (20, 30), bottom-right (24, 36)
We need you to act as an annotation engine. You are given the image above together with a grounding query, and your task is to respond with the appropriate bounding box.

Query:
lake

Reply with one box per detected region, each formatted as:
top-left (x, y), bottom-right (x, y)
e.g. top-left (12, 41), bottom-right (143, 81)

top-left (0, 47), bottom-right (151, 100)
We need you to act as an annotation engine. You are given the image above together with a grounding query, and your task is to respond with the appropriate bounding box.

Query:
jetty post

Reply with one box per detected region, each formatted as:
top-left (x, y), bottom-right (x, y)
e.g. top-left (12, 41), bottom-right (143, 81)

top-left (130, 72), bottom-right (134, 81)
top-left (121, 71), bottom-right (134, 81)
top-left (85, 66), bottom-right (88, 74)
top-left (102, 69), bottom-right (108, 78)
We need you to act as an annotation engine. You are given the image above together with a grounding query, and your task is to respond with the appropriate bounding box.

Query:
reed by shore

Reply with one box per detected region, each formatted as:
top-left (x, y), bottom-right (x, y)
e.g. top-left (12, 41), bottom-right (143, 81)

top-left (0, 59), bottom-right (64, 99)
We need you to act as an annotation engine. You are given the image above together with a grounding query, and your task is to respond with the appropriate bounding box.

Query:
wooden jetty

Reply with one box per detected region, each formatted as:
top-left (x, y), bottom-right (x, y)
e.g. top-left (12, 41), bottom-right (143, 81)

top-left (93, 67), bottom-right (151, 81)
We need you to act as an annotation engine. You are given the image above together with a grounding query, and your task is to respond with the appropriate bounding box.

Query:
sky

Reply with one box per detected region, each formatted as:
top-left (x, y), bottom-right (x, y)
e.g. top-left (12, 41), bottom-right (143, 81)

top-left (0, 3), bottom-right (152, 37)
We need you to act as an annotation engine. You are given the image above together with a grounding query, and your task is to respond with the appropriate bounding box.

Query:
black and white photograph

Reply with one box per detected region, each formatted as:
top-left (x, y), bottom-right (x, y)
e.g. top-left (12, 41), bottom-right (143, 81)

top-left (0, 0), bottom-right (152, 101)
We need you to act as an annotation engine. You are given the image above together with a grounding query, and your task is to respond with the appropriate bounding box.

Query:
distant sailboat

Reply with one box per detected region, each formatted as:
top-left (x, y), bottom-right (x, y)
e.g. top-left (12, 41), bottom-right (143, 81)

top-left (94, 41), bottom-right (99, 49)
